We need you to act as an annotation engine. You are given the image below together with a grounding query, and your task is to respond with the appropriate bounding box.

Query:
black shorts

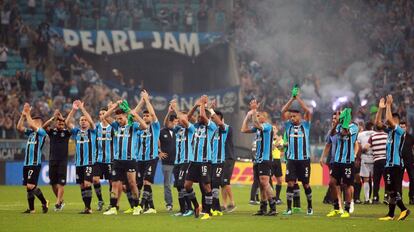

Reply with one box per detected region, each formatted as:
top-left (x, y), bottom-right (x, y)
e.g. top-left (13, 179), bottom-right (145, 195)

top-left (174, 163), bottom-right (190, 188)
top-left (285, 159), bottom-right (311, 184)
top-left (222, 159), bottom-right (235, 186)
top-left (186, 162), bottom-right (211, 183)
top-left (111, 160), bottom-right (137, 182)
top-left (22, 165), bottom-right (41, 186)
top-left (93, 162), bottom-right (112, 180)
top-left (76, 165), bottom-right (93, 184)
top-left (212, 163), bottom-right (224, 187)
top-left (330, 163), bottom-right (354, 186)
top-left (255, 161), bottom-right (272, 177)
top-left (49, 160), bottom-right (67, 185)
top-left (384, 166), bottom-right (403, 193)
top-left (137, 159), bottom-right (159, 184)
top-left (271, 159), bottom-right (283, 178)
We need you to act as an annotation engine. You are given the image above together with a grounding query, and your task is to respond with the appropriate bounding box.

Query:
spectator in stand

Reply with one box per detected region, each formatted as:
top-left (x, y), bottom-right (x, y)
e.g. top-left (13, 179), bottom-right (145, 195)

top-left (18, 26), bottom-right (30, 64)
top-left (184, 6), bottom-right (194, 32)
top-left (35, 62), bottom-right (46, 91)
top-left (170, 6), bottom-right (180, 31)
top-left (0, 43), bottom-right (9, 70)
top-left (197, 4), bottom-right (208, 32)
top-left (1, 4), bottom-right (11, 44)
top-left (27, 0), bottom-right (36, 16)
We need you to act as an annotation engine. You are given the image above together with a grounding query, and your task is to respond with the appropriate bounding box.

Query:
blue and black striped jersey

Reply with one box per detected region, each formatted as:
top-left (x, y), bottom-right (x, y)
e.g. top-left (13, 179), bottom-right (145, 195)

top-left (193, 120), bottom-right (217, 163)
top-left (211, 124), bottom-right (229, 164)
top-left (334, 123), bottom-right (359, 164)
top-left (385, 125), bottom-right (405, 167)
top-left (285, 120), bottom-right (311, 160)
top-left (96, 123), bottom-right (115, 164)
top-left (111, 122), bottom-right (142, 161)
top-left (137, 121), bottom-right (160, 161)
top-left (174, 123), bottom-right (195, 164)
top-left (72, 127), bottom-right (97, 166)
top-left (24, 128), bottom-right (47, 166)
top-left (252, 123), bottom-right (273, 163)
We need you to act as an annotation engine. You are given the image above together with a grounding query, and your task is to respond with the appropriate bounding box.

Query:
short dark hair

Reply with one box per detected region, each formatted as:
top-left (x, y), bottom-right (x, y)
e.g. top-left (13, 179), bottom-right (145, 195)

top-left (215, 110), bottom-right (224, 120)
top-left (168, 114), bottom-right (177, 121)
top-left (392, 113), bottom-right (400, 120)
top-left (115, 109), bottom-right (125, 115)
top-left (143, 110), bottom-right (150, 114)
top-left (32, 116), bottom-right (42, 121)
top-left (400, 120), bottom-right (407, 125)
top-left (365, 122), bottom-right (374, 130)
top-left (288, 109), bottom-right (300, 113)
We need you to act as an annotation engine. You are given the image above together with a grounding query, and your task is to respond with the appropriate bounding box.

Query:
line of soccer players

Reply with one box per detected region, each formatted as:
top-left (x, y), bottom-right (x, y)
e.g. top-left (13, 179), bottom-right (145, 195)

top-left (18, 91), bottom-right (235, 220)
top-left (18, 87), bottom-right (411, 221)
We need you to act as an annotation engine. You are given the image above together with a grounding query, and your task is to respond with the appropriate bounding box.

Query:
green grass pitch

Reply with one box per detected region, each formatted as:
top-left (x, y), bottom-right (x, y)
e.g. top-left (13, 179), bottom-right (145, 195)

top-left (0, 185), bottom-right (413, 232)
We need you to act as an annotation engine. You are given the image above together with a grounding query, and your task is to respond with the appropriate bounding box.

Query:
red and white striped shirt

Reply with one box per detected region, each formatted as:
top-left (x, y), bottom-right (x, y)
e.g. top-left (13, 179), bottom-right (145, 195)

top-left (368, 131), bottom-right (387, 162)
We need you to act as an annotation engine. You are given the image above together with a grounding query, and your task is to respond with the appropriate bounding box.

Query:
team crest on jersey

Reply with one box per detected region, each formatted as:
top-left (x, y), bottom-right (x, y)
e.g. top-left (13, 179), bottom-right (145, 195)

top-left (53, 131), bottom-right (57, 135)
top-left (195, 126), bottom-right (207, 138)
top-left (60, 132), bottom-right (65, 137)
top-left (164, 134), bottom-right (168, 138)
top-left (142, 129), bottom-right (152, 138)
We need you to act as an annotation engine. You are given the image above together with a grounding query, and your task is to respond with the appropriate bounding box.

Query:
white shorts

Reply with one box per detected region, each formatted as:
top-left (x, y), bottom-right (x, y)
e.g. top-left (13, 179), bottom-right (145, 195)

top-left (360, 160), bottom-right (374, 178)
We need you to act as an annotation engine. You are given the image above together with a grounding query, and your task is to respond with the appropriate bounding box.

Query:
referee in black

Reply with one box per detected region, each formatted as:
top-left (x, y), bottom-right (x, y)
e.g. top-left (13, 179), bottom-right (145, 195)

top-left (43, 110), bottom-right (71, 211)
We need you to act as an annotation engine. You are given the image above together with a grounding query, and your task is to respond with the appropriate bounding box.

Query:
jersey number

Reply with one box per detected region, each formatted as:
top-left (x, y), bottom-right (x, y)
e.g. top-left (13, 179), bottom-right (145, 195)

top-left (202, 166), bottom-right (208, 174)
top-left (27, 170), bottom-right (33, 179)
top-left (86, 167), bottom-right (92, 175)
top-left (344, 168), bottom-right (351, 175)
top-left (216, 168), bottom-right (223, 175)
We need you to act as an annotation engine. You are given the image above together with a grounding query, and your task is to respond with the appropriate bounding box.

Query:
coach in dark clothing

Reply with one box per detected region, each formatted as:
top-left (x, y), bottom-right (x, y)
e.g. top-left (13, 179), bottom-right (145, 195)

top-left (400, 122), bottom-right (414, 204)
top-left (43, 111), bottom-right (71, 211)
top-left (160, 114), bottom-right (177, 211)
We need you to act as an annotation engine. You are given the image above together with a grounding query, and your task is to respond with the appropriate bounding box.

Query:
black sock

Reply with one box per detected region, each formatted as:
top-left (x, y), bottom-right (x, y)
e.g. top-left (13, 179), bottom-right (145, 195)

top-left (199, 184), bottom-right (206, 213)
top-left (126, 190), bottom-right (135, 208)
top-left (178, 187), bottom-right (186, 213)
top-left (27, 189), bottom-right (35, 210)
top-left (275, 185), bottom-right (282, 200)
top-left (388, 203), bottom-right (396, 217)
top-left (212, 187), bottom-right (220, 211)
top-left (268, 197), bottom-right (276, 211)
top-left (186, 188), bottom-right (199, 209)
top-left (94, 183), bottom-right (103, 201)
top-left (260, 201), bottom-right (268, 212)
top-left (293, 184), bottom-right (300, 208)
top-left (344, 201), bottom-right (350, 213)
top-left (110, 197), bottom-right (117, 208)
top-left (354, 182), bottom-right (361, 200)
top-left (287, 186), bottom-right (294, 210)
top-left (148, 185), bottom-right (154, 209)
top-left (396, 193), bottom-right (407, 211)
top-left (205, 191), bottom-right (213, 215)
top-left (333, 199), bottom-right (339, 210)
top-left (83, 186), bottom-right (92, 209)
top-left (33, 187), bottom-right (47, 205)
top-left (140, 185), bottom-right (151, 208)
top-left (304, 186), bottom-right (312, 209)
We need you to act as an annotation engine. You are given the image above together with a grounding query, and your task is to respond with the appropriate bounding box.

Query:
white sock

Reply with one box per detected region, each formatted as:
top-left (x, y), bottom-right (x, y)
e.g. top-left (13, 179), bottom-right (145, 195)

top-left (363, 182), bottom-right (370, 201)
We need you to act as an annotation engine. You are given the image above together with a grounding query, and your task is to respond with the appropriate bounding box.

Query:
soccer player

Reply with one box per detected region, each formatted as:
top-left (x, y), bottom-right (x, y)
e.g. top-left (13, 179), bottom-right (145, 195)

top-left (103, 99), bottom-right (148, 216)
top-left (93, 107), bottom-right (116, 211)
top-left (280, 94), bottom-right (313, 215)
top-left (135, 90), bottom-right (165, 214)
top-left (326, 108), bottom-right (360, 218)
top-left (42, 110), bottom-right (71, 211)
top-left (210, 108), bottom-right (231, 215)
top-left (170, 99), bottom-right (198, 217)
top-left (17, 103), bottom-right (49, 214)
top-left (320, 112), bottom-right (339, 205)
top-left (220, 115), bottom-right (236, 213)
top-left (376, 95), bottom-right (410, 221)
top-left (357, 122), bottom-right (375, 204)
top-left (185, 95), bottom-right (217, 220)
top-left (271, 124), bottom-right (284, 205)
top-left (241, 99), bottom-right (277, 216)
top-left (66, 100), bottom-right (97, 214)
top-left (400, 121), bottom-right (414, 205)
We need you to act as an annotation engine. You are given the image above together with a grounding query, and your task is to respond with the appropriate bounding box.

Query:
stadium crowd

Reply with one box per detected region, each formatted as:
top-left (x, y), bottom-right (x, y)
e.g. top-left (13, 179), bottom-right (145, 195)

top-left (234, 0), bottom-right (414, 136)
